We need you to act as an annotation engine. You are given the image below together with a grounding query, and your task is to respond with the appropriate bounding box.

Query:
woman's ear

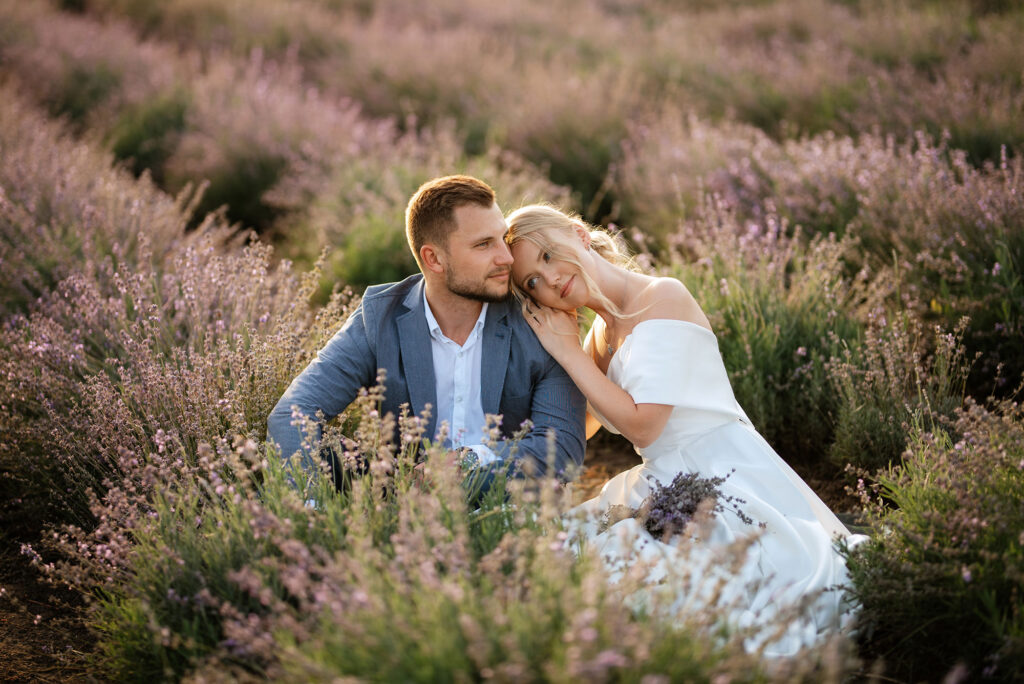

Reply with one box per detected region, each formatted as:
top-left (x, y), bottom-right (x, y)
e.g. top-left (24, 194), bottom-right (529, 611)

top-left (420, 244), bottom-right (445, 274)
top-left (572, 222), bottom-right (591, 249)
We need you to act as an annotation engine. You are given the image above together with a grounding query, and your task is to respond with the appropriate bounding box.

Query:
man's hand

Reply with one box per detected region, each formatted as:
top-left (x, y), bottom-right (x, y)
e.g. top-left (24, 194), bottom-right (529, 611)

top-left (411, 450), bottom-right (465, 489)
top-left (411, 461), bottom-right (431, 489)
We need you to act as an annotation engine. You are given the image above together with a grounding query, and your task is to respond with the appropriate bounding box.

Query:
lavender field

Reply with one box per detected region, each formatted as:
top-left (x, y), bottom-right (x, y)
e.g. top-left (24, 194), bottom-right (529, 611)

top-left (1, 0), bottom-right (1022, 681)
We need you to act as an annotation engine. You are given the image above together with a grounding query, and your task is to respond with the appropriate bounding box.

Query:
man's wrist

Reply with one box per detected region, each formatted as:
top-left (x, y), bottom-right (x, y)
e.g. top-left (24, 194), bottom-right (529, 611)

top-left (459, 447), bottom-right (481, 470)
top-left (463, 443), bottom-right (499, 466)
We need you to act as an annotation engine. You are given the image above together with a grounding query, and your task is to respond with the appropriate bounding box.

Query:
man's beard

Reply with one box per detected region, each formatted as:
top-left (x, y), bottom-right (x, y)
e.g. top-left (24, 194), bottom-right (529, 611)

top-left (445, 269), bottom-right (511, 303)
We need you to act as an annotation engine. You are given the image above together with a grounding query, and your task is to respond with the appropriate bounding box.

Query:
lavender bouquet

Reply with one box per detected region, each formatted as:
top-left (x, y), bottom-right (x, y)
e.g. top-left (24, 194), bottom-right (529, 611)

top-left (602, 470), bottom-right (754, 541)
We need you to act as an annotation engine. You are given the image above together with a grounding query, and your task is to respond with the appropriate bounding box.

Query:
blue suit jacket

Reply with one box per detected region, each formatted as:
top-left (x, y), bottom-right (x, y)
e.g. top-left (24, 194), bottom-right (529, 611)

top-left (267, 274), bottom-right (586, 481)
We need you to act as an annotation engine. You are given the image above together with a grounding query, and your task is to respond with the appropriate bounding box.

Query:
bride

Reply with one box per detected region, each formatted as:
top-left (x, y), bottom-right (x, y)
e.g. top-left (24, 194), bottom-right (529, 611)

top-left (504, 204), bottom-right (864, 656)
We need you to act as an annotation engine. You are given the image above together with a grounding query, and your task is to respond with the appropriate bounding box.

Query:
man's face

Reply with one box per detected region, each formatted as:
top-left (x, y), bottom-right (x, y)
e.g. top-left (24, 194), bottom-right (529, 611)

top-left (440, 202), bottom-right (513, 303)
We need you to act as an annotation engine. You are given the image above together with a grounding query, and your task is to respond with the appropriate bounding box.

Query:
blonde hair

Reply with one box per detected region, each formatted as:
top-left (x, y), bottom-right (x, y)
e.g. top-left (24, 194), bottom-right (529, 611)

top-left (505, 204), bottom-right (638, 318)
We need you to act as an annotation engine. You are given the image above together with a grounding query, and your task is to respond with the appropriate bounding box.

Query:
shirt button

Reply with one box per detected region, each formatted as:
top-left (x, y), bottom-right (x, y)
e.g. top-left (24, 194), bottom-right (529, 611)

top-left (456, 396), bottom-right (462, 403)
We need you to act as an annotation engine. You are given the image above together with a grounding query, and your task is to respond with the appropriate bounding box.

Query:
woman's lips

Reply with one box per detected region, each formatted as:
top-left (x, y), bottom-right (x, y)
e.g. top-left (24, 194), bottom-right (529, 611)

top-left (560, 276), bottom-right (574, 298)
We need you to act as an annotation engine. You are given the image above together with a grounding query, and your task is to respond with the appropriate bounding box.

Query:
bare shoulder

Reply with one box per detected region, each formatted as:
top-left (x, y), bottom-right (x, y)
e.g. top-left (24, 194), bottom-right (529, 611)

top-left (635, 277), bottom-right (711, 330)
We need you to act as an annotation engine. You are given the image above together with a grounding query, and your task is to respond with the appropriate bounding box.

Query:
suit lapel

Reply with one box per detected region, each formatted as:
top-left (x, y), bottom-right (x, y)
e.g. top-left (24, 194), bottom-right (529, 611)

top-left (481, 301), bottom-right (512, 416)
top-left (397, 282), bottom-right (438, 438)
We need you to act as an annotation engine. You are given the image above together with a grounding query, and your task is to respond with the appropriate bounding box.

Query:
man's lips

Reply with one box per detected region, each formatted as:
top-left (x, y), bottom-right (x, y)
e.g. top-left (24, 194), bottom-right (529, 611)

top-left (560, 276), bottom-right (574, 298)
top-left (490, 269), bottom-right (511, 280)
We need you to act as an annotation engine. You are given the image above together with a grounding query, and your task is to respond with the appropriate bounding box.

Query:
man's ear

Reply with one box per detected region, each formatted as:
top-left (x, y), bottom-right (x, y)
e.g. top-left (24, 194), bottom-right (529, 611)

top-left (420, 244), bottom-right (445, 274)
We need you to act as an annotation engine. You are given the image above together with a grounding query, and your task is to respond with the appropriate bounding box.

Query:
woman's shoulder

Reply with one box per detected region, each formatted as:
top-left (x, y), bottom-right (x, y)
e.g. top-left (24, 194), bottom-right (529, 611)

top-left (632, 277), bottom-right (711, 331)
top-left (640, 276), bottom-right (688, 301)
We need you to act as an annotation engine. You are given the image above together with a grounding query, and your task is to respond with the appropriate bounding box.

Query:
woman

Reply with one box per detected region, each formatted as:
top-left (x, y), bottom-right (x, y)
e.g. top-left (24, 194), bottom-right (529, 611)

top-left (504, 204), bottom-right (864, 656)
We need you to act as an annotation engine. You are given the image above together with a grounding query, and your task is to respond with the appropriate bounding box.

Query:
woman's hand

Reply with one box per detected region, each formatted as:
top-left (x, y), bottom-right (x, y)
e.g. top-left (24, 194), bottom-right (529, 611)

top-left (522, 301), bottom-right (672, 449)
top-left (522, 300), bottom-right (583, 363)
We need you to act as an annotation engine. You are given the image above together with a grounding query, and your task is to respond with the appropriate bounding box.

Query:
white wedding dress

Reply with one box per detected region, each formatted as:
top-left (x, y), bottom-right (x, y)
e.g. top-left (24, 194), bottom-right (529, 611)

top-left (571, 319), bottom-right (864, 656)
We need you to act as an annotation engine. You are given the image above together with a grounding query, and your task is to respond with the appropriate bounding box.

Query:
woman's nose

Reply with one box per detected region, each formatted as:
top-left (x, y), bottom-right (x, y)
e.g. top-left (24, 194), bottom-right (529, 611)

top-left (541, 267), bottom-right (558, 288)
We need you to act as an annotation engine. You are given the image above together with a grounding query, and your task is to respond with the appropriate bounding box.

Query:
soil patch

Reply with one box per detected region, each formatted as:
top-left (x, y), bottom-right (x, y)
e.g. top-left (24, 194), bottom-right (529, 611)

top-left (0, 494), bottom-right (97, 683)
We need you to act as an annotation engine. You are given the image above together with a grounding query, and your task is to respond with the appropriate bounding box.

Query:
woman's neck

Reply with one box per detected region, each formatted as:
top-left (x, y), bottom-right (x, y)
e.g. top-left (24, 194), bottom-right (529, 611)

top-left (587, 258), bottom-right (635, 331)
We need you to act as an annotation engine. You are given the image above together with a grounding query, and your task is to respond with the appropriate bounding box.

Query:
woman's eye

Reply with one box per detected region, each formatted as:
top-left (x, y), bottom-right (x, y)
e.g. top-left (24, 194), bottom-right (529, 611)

top-left (542, 251), bottom-right (551, 262)
top-left (526, 277), bottom-right (538, 290)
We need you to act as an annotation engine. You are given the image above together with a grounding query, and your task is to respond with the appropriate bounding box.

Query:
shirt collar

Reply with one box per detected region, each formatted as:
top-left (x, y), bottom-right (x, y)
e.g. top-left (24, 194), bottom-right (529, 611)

top-left (423, 290), bottom-right (488, 344)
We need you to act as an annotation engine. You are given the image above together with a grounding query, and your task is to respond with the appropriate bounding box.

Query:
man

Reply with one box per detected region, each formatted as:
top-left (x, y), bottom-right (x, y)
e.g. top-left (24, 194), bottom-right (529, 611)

top-left (267, 175), bottom-right (586, 493)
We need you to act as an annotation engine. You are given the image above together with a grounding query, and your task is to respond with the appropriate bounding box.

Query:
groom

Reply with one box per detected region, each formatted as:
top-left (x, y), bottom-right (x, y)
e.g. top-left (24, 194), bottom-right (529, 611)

top-left (267, 175), bottom-right (586, 491)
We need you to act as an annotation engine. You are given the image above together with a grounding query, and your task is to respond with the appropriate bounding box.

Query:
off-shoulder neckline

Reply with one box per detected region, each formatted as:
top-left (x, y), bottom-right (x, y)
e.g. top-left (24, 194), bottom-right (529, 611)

top-left (608, 318), bottom-right (715, 363)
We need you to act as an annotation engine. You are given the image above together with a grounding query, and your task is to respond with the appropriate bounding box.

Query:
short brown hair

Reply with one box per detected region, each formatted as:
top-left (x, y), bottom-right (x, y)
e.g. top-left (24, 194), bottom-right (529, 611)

top-left (405, 175), bottom-right (496, 268)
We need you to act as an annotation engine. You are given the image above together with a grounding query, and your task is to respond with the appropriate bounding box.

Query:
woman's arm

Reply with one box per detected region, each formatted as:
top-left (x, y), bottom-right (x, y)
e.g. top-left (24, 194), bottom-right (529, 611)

top-left (524, 305), bottom-right (672, 449)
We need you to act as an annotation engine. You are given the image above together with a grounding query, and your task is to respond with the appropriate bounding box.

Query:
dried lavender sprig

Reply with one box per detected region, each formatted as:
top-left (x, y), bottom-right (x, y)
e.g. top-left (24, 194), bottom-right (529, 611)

top-left (600, 469), bottom-right (754, 541)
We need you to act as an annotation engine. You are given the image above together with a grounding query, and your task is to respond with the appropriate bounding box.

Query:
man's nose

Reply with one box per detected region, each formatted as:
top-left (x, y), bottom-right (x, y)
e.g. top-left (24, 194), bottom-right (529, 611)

top-left (495, 241), bottom-right (513, 265)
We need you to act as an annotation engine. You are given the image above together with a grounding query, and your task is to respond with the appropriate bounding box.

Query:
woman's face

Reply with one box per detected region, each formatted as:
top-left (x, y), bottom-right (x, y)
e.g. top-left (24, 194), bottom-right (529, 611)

top-left (509, 232), bottom-right (588, 311)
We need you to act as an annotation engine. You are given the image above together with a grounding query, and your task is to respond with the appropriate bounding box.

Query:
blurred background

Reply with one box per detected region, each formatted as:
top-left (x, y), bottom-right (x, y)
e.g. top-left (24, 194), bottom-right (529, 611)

top-left (1, 1), bottom-right (1018, 279)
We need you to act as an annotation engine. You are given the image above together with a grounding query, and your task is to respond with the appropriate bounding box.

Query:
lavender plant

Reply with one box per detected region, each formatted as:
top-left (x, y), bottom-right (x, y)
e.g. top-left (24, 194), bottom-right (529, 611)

top-left (28, 396), bottom-right (834, 682)
top-left (660, 200), bottom-right (866, 468)
top-left (12, 0), bottom-right (1020, 239)
top-left (827, 310), bottom-right (971, 472)
top-left (0, 88), bottom-right (357, 526)
top-left (0, 85), bottom-right (208, 316)
top-left (843, 398), bottom-right (1024, 682)
top-left (619, 113), bottom-right (1023, 399)
top-left (76, 0), bottom-right (1024, 173)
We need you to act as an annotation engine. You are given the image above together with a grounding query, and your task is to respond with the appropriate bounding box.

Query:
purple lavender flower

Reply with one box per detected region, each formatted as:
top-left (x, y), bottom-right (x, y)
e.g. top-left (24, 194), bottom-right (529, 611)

top-left (601, 470), bottom-right (753, 540)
